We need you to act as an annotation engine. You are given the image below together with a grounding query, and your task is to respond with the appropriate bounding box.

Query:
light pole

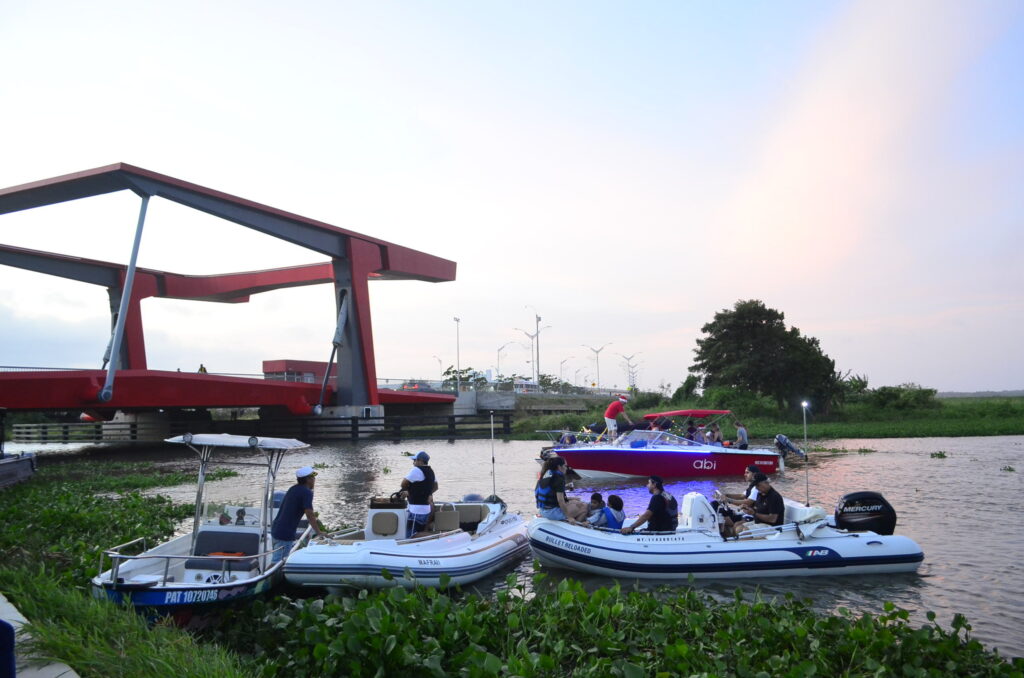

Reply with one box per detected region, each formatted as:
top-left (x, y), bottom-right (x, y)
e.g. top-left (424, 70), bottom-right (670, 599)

top-left (453, 317), bottom-right (461, 392)
top-left (574, 367), bottom-right (585, 386)
top-left (515, 326), bottom-right (550, 384)
top-left (525, 306), bottom-right (547, 386)
top-left (801, 400), bottom-right (810, 505)
top-left (582, 342), bottom-right (612, 389)
top-left (617, 352), bottom-right (641, 391)
top-left (496, 342), bottom-right (513, 382)
top-left (559, 357), bottom-right (574, 385)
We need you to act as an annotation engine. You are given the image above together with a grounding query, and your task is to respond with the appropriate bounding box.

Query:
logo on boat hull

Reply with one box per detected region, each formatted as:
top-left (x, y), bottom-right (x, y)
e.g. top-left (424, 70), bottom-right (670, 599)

top-left (805, 549), bottom-right (831, 557)
top-left (693, 459), bottom-right (717, 470)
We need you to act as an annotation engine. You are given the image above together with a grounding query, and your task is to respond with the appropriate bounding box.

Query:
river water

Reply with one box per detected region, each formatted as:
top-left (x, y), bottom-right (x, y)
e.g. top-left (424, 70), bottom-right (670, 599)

top-left (24, 434), bottom-right (1024, 658)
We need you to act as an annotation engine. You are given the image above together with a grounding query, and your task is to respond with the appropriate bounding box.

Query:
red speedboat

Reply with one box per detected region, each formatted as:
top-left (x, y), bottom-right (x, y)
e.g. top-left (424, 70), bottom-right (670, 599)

top-left (542, 409), bottom-right (785, 479)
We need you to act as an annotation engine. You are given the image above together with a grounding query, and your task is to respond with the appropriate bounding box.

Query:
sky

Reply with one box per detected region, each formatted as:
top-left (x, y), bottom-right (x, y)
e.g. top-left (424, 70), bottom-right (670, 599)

top-left (0, 1), bottom-right (1022, 394)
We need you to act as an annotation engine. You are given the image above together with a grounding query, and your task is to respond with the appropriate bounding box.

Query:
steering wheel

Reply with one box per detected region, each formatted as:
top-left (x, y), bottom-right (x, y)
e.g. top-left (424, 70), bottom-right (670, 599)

top-left (390, 490), bottom-right (405, 503)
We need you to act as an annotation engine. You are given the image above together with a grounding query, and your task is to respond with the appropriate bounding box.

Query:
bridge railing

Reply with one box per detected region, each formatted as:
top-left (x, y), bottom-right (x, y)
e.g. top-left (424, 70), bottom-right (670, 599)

top-left (11, 413), bottom-right (516, 445)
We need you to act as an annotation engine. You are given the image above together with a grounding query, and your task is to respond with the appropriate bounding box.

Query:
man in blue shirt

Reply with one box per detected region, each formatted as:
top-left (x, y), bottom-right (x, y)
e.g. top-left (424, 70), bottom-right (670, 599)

top-left (271, 466), bottom-right (323, 563)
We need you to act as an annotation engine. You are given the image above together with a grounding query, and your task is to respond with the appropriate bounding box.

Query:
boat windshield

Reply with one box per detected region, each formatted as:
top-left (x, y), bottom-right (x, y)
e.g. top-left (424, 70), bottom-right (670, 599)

top-left (616, 429), bottom-right (700, 447)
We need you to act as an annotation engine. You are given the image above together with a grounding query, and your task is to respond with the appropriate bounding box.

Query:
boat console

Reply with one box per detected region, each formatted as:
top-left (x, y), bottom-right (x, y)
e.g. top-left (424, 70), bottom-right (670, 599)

top-left (679, 492), bottom-right (720, 530)
top-left (366, 495), bottom-right (409, 540)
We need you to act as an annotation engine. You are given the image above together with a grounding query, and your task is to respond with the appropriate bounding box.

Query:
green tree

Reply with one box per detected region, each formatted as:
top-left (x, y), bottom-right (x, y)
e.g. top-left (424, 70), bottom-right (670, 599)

top-left (690, 299), bottom-right (839, 411)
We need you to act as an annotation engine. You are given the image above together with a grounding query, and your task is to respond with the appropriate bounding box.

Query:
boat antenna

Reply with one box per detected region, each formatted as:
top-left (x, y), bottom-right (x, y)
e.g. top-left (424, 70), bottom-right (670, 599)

top-left (489, 410), bottom-right (497, 498)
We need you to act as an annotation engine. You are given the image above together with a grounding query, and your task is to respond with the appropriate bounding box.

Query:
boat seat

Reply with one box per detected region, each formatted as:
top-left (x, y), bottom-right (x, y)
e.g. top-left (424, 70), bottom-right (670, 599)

top-left (371, 512), bottom-right (400, 537)
top-left (184, 530), bottom-right (260, 571)
top-left (456, 504), bottom-right (488, 531)
top-left (433, 511), bottom-right (461, 532)
top-left (784, 503), bottom-right (828, 524)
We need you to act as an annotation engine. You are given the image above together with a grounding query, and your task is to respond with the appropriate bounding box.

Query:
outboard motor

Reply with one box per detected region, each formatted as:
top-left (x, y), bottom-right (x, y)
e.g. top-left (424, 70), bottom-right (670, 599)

top-left (834, 491), bottom-right (897, 535)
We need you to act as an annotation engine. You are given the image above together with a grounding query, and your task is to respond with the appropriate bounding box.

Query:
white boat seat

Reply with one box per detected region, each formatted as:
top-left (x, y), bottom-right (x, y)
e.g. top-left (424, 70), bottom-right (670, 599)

top-left (784, 503), bottom-right (828, 524)
top-left (433, 511), bottom-right (461, 532)
top-left (456, 504), bottom-right (488, 530)
top-left (185, 530), bottom-right (260, 571)
top-left (371, 512), bottom-right (400, 536)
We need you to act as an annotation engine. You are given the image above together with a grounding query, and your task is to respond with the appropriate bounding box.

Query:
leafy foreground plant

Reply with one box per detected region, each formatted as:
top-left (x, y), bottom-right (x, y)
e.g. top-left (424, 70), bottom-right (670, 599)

top-left (209, 575), bottom-right (1022, 677)
top-left (0, 568), bottom-right (255, 678)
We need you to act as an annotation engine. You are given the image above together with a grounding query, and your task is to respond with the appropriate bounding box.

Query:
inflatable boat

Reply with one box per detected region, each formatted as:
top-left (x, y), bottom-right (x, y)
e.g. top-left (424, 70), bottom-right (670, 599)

top-left (284, 494), bottom-right (530, 590)
top-left (528, 491), bottom-right (924, 579)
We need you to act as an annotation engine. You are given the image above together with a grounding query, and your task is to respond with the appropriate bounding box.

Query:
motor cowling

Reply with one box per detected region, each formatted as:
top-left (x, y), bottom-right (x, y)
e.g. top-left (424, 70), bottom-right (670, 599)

top-left (834, 491), bottom-right (897, 535)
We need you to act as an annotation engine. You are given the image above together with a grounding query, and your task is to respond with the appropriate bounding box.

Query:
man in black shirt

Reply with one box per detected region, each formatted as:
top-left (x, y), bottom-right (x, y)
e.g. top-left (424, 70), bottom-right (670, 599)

top-left (621, 475), bottom-right (678, 534)
top-left (736, 473), bottom-right (785, 533)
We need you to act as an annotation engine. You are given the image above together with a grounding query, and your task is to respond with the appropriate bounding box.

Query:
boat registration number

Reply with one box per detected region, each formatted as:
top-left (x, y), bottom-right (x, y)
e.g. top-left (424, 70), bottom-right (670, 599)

top-left (418, 559), bottom-right (441, 566)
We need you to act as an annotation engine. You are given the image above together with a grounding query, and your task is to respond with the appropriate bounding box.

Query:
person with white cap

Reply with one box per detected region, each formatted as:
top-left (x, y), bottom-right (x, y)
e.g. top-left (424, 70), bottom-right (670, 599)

top-left (401, 451), bottom-right (438, 537)
top-left (603, 394), bottom-right (633, 439)
top-left (270, 465), bottom-right (323, 563)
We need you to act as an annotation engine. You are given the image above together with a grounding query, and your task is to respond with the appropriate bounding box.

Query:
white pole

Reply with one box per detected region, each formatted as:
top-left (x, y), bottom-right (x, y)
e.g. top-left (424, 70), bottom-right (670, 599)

top-left (801, 401), bottom-right (810, 506)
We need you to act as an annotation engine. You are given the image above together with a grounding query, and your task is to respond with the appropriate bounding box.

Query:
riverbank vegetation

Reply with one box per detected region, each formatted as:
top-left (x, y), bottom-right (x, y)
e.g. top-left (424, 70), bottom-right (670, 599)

top-left (515, 392), bottom-right (1024, 440)
top-left (2, 458), bottom-right (1022, 676)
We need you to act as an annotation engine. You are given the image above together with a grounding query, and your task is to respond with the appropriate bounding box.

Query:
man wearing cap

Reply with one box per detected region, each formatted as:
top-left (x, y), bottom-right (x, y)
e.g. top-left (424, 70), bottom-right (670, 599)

top-left (271, 466), bottom-right (323, 563)
top-left (735, 473), bottom-right (785, 534)
top-left (401, 451), bottom-right (437, 537)
top-left (603, 395), bottom-right (633, 438)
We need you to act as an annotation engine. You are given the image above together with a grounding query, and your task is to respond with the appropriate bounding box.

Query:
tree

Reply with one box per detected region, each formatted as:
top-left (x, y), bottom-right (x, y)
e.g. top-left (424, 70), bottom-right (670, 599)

top-left (690, 299), bottom-right (838, 411)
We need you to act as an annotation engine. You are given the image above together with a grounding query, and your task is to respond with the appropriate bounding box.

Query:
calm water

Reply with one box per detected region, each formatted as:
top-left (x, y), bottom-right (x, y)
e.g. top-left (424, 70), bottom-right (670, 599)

top-left (24, 434), bottom-right (1024, 657)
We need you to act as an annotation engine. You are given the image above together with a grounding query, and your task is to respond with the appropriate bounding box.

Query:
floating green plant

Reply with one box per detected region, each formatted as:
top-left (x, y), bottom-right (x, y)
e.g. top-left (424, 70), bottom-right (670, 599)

top-left (930, 451), bottom-right (948, 458)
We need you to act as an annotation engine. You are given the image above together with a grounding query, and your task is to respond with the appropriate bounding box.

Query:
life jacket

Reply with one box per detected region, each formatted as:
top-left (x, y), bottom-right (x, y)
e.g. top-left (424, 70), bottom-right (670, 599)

top-left (535, 470), bottom-right (564, 509)
top-left (601, 506), bottom-right (624, 530)
top-left (408, 465), bottom-right (436, 505)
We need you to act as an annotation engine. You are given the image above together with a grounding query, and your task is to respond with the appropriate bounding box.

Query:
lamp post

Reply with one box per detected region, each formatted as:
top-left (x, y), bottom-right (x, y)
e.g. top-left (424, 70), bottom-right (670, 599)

top-left (453, 317), bottom-right (461, 392)
top-left (582, 342), bottom-right (612, 389)
top-left (801, 401), bottom-right (809, 449)
top-left (617, 352), bottom-right (641, 392)
top-left (574, 367), bottom-right (585, 386)
top-left (496, 342), bottom-right (513, 381)
top-left (561, 356), bottom-right (577, 387)
top-left (432, 355), bottom-right (443, 380)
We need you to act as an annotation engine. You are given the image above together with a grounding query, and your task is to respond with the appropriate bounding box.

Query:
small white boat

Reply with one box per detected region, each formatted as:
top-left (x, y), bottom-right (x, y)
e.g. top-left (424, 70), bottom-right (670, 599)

top-left (529, 491), bottom-right (924, 579)
top-left (284, 494), bottom-right (530, 590)
top-left (91, 433), bottom-right (311, 617)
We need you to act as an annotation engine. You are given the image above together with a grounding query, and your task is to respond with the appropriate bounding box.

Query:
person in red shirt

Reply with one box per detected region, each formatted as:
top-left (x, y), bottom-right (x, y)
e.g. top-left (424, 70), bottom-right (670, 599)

top-left (603, 395), bottom-right (632, 438)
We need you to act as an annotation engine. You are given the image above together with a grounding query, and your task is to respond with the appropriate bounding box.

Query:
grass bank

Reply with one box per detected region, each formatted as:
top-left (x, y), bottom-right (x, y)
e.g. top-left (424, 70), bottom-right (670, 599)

top-left (513, 396), bottom-right (1024, 440)
top-left (1, 457), bottom-right (1021, 676)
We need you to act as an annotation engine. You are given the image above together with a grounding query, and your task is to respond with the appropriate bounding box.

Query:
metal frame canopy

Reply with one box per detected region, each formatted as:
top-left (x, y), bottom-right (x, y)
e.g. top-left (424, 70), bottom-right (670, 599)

top-left (0, 163), bottom-right (457, 407)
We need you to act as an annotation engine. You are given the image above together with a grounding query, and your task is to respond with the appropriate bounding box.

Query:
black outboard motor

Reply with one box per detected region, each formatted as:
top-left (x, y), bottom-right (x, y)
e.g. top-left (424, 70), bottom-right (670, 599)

top-left (834, 491), bottom-right (898, 535)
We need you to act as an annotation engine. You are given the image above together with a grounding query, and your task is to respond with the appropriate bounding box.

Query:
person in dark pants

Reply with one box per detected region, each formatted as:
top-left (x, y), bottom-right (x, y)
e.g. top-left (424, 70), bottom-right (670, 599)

top-left (401, 451), bottom-right (437, 536)
top-left (621, 475), bottom-right (678, 534)
top-left (735, 474), bottom-right (785, 534)
top-left (271, 466), bottom-right (324, 562)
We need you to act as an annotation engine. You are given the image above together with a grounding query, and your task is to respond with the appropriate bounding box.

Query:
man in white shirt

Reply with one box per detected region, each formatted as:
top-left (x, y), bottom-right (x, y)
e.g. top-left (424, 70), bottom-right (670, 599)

top-left (401, 451), bottom-right (437, 536)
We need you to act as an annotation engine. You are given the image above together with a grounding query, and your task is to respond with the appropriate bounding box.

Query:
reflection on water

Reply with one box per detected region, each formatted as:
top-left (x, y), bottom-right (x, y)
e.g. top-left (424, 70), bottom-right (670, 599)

top-left (29, 434), bottom-right (1024, 657)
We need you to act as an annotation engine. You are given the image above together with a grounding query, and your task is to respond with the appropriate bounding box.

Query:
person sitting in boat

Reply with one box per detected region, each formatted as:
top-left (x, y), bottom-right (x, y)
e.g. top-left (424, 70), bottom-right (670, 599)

top-left (694, 424), bottom-right (707, 444)
top-left (603, 395), bottom-right (633, 439)
top-left (558, 431), bottom-right (578, 445)
top-left (685, 419), bottom-right (697, 440)
top-left (588, 494), bottom-right (625, 529)
top-left (621, 475), bottom-right (678, 534)
top-left (587, 492), bottom-right (605, 518)
top-left (734, 473), bottom-right (785, 534)
top-left (401, 451), bottom-right (437, 537)
top-left (271, 466), bottom-right (325, 562)
top-left (535, 456), bottom-right (587, 525)
top-left (708, 423), bottom-right (723, 446)
top-left (734, 421), bottom-right (749, 449)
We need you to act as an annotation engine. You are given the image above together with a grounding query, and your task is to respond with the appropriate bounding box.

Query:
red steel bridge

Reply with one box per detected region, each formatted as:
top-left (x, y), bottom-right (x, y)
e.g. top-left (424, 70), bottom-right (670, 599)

top-left (0, 164), bottom-right (456, 417)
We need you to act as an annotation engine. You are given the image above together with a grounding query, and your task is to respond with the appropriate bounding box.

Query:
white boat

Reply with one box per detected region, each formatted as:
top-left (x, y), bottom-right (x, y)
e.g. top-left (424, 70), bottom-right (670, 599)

top-left (91, 433), bottom-right (312, 616)
top-left (284, 494), bottom-right (530, 590)
top-left (528, 491), bottom-right (924, 579)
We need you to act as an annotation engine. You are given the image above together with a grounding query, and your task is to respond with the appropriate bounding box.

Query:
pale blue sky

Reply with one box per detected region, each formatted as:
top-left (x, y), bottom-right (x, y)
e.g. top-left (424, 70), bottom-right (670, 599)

top-left (0, 1), bottom-right (1021, 393)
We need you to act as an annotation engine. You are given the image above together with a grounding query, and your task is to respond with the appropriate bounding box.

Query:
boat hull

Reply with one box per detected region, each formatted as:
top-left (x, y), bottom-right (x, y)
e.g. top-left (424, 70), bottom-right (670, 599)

top-left (91, 568), bottom-right (281, 612)
top-left (555, 446), bottom-right (782, 479)
top-left (528, 519), bottom-right (923, 579)
top-left (285, 515), bottom-right (531, 590)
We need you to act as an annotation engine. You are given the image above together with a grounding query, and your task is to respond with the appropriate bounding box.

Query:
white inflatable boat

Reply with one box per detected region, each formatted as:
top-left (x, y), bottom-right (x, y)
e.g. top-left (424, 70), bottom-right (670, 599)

top-left (284, 494), bottom-right (530, 590)
top-left (528, 491), bottom-right (924, 579)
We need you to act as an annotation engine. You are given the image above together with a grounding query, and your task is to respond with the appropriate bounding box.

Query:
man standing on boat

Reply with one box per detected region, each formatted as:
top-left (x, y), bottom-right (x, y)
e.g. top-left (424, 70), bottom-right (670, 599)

top-left (401, 451), bottom-right (437, 537)
top-left (621, 475), bottom-right (678, 534)
top-left (603, 395), bottom-right (633, 439)
top-left (271, 466), bottom-right (324, 563)
top-left (734, 420), bottom-right (749, 450)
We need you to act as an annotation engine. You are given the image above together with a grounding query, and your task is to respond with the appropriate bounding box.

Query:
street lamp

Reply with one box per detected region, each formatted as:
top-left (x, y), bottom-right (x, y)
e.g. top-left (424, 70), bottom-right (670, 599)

top-left (496, 342), bottom-right (513, 381)
top-left (617, 352), bottom-right (641, 391)
top-left (582, 342), bottom-right (612, 388)
top-left (559, 356), bottom-right (574, 385)
top-left (432, 355), bottom-right (443, 381)
top-left (574, 367), bottom-right (585, 386)
top-left (515, 325), bottom-right (550, 384)
top-left (453, 317), bottom-right (461, 392)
